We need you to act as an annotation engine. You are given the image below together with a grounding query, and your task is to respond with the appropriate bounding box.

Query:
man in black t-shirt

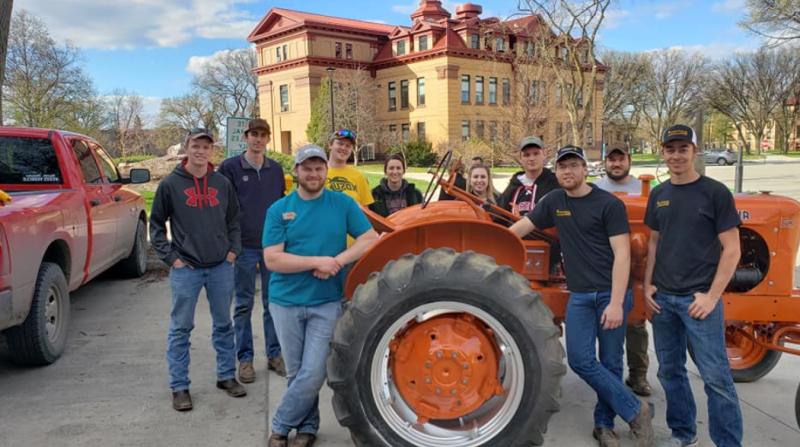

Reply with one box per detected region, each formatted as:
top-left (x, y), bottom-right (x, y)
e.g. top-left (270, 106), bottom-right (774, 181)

top-left (510, 146), bottom-right (653, 447)
top-left (643, 125), bottom-right (743, 447)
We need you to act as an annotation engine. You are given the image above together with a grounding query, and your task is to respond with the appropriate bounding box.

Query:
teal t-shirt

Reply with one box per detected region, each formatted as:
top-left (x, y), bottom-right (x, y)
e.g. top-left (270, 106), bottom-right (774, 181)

top-left (263, 189), bottom-right (373, 306)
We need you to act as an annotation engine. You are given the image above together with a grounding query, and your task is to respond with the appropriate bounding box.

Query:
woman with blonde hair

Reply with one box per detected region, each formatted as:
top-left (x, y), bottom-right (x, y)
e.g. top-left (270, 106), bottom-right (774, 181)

top-left (467, 163), bottom-right (500, 204)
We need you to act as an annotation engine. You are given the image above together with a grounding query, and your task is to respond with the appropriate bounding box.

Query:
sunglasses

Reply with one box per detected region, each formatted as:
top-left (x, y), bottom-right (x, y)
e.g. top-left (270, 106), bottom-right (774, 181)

top-left (335, 129), bottom-right (356, 139)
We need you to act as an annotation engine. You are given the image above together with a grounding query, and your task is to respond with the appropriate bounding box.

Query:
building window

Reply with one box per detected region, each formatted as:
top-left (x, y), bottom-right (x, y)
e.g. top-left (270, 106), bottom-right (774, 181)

top-left (282, 45), bottom-right (288, 61)
top-left (577, 89), bottom-right (584, 108)
top-left (461, 75), bottom-right (470, 103)
top-left (567, 122), bottom-right (573, 141)
top-left (471, 33), bottom-right (480, 49)
top-left (524, 41), bottom-right (535, 57)
top-left (503, 122), bottom-right (510, 141)
top-left (495, 37), bottom-right (505, 52)
top-left (556, 84), bottom-right (563, 106)
top-left (540, 81), bottom-right (547, 105)
top-left (418, 122), bottom-right (426, 140)
top-left (400, 80), bottom-right (409, 109)
top-left (389, 125), bottom-right (397, 140)
top-left (502, 78), bottom-right (510, 105)
top-left (488, 77), bottom-right (497, 105)
top-left (280, 85), bottom-right (289, 112)
top-left (397, 40), bottom-right (406, 56)
top-left (419, 35), bottom-right (428, 51)
top-left (475, 76), bottom-right (484, 104)
top-left (462, 120), bottom-right (470, 141)
top-left (346, 43), bottom-right (353, 60)
top-left (276, 47), bottom-right (281, 62)
top-left (402, 123), bottom-right (410, 141)
top-left (476, 120), bottom-right (485, 139)
top-left (560, 47), bottom-right (568, 60)
top-left (489, 121), bottom-right (498, 142)
top-left (581, 50), bottom-right (589, 64)
top-left (530, 81), bottom-right (539, 105)
top-left (335, 42), bottom-right (342, 59)
top-left (556, 122), bottom-right (563, 141)
top-left (388, 82), bottom-right (396, 111)
top-left (586, 123), bottom-right (593, 144)
top-left (417, 78), bottom-right (425, 106)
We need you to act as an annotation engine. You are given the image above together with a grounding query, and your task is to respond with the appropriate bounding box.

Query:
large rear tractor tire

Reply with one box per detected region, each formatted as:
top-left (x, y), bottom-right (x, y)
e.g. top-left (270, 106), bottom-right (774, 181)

top-left (327, 249), bottom-right (566, 447)
top-left (5, 262), bottom-right (70, 365)
top-left (116, 219), bottom-right (148, 278)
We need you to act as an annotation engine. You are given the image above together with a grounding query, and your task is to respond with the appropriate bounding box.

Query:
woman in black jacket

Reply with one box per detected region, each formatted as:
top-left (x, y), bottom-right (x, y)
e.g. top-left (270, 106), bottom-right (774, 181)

top-left (369, 155), bottom-right (423, 217)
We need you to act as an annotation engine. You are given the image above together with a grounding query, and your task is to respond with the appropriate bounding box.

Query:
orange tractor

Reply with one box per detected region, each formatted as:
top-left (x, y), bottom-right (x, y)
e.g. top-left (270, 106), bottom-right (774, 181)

top-left (327, 153), bottom-right (800, 446)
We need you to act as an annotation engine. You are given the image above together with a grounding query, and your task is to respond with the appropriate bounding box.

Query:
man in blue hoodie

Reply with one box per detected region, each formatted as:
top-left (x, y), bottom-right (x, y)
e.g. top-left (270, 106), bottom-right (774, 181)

top-left (219, 119), bottom-right (287, 383)
top-left (150, 128), bottom-right (245, 412)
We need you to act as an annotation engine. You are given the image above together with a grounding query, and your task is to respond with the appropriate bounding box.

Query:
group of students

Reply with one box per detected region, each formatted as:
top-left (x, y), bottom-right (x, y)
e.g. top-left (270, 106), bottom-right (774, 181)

top-left (150, 120), bottom-right (744, 447)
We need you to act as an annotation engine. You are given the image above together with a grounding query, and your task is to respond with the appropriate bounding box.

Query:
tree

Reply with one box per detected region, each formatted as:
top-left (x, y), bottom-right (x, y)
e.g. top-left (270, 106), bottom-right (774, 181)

top-left (0, 0), bottom-right (13, 123)
top-left (3, 10), bottom-right (97, 128)
top-left (516, 0), bottom-right (612, 146)
top-left (331, 67), bottom-right (385, 165)
top-left (771, 47), bottom-right (800, 153)
top-left (740, 0), bottom-right (800, 46)
top-left (105, 88), bottom-right (145, 158)
top-left (158, 89), bottom-right (221, 135)
top-left (192, 48), bottom-right (258, 129)
top-left (641, 49), bottom-right (710, 148)
top-left (599, 49), bottom-right (650, 148)
top-left (306, 77), bottom-right (331, 148)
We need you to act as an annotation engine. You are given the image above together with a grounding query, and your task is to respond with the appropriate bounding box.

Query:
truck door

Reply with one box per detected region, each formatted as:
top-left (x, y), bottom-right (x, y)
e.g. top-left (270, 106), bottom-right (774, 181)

top-left (90, 142), bottom-right (139, 261)
top-left (70, 139), bottom-right (117, 278)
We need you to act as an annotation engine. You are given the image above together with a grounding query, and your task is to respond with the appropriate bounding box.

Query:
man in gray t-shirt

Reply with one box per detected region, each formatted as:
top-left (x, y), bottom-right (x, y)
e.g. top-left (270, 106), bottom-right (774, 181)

top-left (593, 143), bottom-right (651, 399)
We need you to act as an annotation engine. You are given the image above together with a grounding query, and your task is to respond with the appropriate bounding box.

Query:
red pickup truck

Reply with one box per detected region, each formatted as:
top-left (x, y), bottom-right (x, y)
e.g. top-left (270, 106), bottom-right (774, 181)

top-left (0, 127), bottom-right (150, 365)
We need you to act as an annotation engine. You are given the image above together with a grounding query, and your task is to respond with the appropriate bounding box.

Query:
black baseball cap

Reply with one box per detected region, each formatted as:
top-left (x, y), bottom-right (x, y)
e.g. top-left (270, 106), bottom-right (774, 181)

top-left (661, 124), bottom-right (697, 146)
top-left (555, 145), bottom-right (587, 163)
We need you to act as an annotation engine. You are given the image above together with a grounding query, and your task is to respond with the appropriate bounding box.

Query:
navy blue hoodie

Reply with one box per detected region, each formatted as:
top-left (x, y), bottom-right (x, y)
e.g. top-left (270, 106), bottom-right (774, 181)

top-left (149, 160), bottom-right (241, 267)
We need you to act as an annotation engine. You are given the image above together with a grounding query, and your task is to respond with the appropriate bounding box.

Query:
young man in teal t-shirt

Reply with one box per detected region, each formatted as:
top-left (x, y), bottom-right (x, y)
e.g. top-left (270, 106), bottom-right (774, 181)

top-left (263, 145), bottom-right (378, 447)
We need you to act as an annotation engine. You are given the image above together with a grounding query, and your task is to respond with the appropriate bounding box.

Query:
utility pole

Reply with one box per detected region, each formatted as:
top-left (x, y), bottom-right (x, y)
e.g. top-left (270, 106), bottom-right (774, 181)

top-left (326, 67), bottom-right (335, 134)
top-left (735, 140), bottom-right (744, 193)
top-left (0, 0), bottom-right (14, 124)
top-left (694, 109), bottom-right (706, 175)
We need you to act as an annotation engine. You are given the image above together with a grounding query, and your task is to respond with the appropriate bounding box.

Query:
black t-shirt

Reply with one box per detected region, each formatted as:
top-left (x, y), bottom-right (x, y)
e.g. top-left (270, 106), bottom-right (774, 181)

top-left (644, 176), bottom-right (741, 295)
top-left (528, 185), bottom-right (631, 292)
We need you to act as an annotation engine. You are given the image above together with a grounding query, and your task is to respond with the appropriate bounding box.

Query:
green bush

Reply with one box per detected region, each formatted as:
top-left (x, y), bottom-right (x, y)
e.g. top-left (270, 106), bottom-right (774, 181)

top-left (267, 151), bottom-right (295, 173)
top-left (396, 139), bottom-right (437, 167)
top-left (114, 155), bottom-right (157, 164)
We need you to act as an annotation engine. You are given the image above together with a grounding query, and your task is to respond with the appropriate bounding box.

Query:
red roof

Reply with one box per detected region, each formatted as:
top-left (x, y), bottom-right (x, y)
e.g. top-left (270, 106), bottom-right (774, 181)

top-left (249, 7), bottom-right (408, 41)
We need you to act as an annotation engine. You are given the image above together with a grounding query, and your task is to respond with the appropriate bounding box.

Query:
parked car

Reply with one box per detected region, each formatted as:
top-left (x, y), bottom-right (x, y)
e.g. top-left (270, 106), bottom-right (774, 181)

top-left (706, 147), bottom-right (738, 166)
top-left (0, 127), bottom-right (150, 365)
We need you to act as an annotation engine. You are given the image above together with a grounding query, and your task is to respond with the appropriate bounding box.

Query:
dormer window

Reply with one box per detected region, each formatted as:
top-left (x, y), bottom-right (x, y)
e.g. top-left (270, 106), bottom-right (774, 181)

top-left (419, 35), bottom-right (428, 51)
top-left (397, 40), bottom-right (406, 56)
top-left (495, 37), bottom-right (505, 52)
top-left (471, 33), bottom-right (480, 49)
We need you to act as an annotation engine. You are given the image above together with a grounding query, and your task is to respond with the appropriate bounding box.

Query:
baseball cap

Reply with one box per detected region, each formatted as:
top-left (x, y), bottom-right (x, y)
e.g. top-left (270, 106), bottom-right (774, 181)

top-left (245, 118), bottom-right (271, 134)
top-left (330, 129), bottom-right (356, 144)
top-left (555, 145), bottom-right (588, 163)
top-left (661, 124), bottom-right (697, 146)
top-left (518, 135), bottom-right (544, 151)
top-left (605, 143), bottom-right (630, 157)
top-left (295, 144), bottom-right (329, 165)
top-left (184, 127), bottom-right (214, 145)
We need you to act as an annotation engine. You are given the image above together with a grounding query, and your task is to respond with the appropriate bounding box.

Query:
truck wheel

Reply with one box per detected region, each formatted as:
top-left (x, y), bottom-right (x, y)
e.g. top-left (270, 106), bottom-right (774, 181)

top-left (5, 262), bottom-right (70, 365)
top-left (117, 219), bottom-right (147, 278)
top-left (795, 381), bottom-right (800, 430)
top-left (328, 249), bottom-right (566, 447)
top-left (717, 158), bottom-right (727, 166)
top-left (688, 325), bottom-right (782, 383)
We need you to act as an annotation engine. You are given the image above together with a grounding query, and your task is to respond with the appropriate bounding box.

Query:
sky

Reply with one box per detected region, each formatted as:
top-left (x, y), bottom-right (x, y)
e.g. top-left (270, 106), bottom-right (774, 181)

top-left (15, 0), bottom-right (761, 120)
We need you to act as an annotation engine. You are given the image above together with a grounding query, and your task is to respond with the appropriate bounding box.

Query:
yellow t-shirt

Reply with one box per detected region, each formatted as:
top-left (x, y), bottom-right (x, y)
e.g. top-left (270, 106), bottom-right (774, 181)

top-left (326, 166), bottom-right (374, 206)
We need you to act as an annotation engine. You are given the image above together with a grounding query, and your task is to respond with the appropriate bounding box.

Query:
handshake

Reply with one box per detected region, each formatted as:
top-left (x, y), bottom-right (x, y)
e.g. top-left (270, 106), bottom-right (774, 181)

top-left (312, 256), bottom-right (344, 280)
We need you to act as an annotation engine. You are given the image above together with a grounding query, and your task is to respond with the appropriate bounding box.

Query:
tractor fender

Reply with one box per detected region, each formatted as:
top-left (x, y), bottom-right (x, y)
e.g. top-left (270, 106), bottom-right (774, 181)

top-left (345, 219), bottom-right (526, 299)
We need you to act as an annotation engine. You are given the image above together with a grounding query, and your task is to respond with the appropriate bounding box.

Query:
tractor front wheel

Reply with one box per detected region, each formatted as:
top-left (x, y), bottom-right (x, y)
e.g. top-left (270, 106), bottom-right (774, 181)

top-left (327, 249), bottom-right (565, 447)
top-left (795, 381), bottom-right (800, 430)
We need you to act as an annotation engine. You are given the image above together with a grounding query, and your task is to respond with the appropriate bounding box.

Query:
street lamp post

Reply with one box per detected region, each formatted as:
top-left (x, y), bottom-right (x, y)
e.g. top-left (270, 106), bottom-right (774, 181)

top-left (735, 140), bottom-right (744, 193)
top-left (326, 67), bottom-right (335, 134)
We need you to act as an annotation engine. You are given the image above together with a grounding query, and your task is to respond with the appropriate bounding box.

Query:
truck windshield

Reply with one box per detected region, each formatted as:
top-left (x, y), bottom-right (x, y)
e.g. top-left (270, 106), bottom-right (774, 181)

top-left (0, 136), bottom-right (63, 185)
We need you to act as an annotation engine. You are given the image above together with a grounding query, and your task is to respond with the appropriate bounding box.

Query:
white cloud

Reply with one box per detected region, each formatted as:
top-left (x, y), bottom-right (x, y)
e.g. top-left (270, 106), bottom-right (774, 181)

top-left (366, 19), bottom-right (388, 24)
top-left (711, 0), bottom-right (746, 13)
top-left (666, 41), bottom-right (757, 59)
top-left (602, 10), bottom-right (631, 30)
top-left (391, 4), bottom-right (417, 14)
top-left (655, 1), bottom-right (694, 20)
top-left (185, 47), bottom-right (254, 75)
top-left (18, 0), bottom-right (258, 49)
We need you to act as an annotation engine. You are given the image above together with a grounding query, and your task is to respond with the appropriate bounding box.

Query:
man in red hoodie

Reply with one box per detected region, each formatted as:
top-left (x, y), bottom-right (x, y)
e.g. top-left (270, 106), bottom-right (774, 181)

top-left (150, 128), bottom-right (245, 412)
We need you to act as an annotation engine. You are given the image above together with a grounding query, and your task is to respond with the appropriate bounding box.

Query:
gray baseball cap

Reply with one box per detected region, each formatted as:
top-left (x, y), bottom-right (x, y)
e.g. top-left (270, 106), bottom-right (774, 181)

top-left (518, 135), bottom-right (544, 151)
top-left (294, 144), bottom-right (328, 165)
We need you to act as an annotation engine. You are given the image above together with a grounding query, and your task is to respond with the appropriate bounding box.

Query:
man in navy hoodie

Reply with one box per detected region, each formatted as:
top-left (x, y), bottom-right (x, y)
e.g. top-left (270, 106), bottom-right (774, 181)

top-left (219, 118), bottom-right (287, 383)
top-left (150, 128), bottom-right (245, 412)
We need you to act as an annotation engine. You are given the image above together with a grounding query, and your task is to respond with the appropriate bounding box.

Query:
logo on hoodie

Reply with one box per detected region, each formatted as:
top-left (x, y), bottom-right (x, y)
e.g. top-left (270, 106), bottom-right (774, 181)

top-left (184, 187), bottom-right (220, 208)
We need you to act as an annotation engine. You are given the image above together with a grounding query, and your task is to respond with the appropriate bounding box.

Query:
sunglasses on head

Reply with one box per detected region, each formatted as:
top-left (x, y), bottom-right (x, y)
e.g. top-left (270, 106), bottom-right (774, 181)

top-left (335, 129), bottom-right (355, 139)
top-left (188, 127), bottom-right (210, 135)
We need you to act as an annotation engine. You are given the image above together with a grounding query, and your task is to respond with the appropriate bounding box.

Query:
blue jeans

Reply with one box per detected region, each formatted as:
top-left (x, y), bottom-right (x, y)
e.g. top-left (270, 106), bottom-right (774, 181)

top-left (565, 289), bottom-right (640, 429)
top-left (167, 261), bottom-right (236, 391)
top-left (651, 292), bottom-right (743, 446)
top-left (233, 247), bottom-right (281, 361)
top-left (269, 301), bottom-right (343, 436)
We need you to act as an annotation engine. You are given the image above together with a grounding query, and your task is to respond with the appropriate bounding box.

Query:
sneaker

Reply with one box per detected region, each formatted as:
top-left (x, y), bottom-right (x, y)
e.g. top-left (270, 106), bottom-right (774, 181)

top-left (592, 428), bottom-right (621, 447)
top-left (238, 361), bottom-right (255, 383)
top-left (658, 437), bottom-right (699, 447)
top-left (626, 376), bottom-right (653, 397)
top-left (268, 356), bottom-right (287, 377)
top-left (291, 433), bottom-right (316, 447)
top-left (171, 390), bottom-right (193, 411)
top-left (216, 378), bottom-right (247, 397)
top-left (629, 399), bottom-right (654, 447)
top-left (268, 433), bottom-right (288, 447)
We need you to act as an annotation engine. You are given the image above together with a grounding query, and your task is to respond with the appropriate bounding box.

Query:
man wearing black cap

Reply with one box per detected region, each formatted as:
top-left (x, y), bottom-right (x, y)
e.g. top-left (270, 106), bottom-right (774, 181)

top-left (644, 125), bottom-right (742, 447)
top-left (509, 145), bottom-right (653, 447)
top-left (219, 118), bottom-right (287, 383)
top-left (594, 143), bottom-right (651, 397)
top-left (150, 128), bottom-right (246, 411)
top-left (264, 145), bottom-right (378, 447)
top-left (498, 135), bottom-right (559, 217)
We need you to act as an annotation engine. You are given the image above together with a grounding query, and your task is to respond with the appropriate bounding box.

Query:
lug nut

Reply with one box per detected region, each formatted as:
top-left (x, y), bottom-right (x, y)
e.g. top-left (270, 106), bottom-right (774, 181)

top-left (437, 352), bottom-right (443, 358)
top-left (462, 378), bottom-right (468, 384)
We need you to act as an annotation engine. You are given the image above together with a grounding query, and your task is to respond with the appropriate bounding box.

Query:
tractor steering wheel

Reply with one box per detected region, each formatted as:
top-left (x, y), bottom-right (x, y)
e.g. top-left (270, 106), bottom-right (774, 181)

top-left (421, 150), bottom-right (453, 209)
top-left (656, 160), bottom-right (669, 183)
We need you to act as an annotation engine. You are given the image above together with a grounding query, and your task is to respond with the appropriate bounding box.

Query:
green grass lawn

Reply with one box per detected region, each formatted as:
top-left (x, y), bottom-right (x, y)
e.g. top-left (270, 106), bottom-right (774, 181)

top-left (766, 150), bottom-right (800, 157)
top-left (140, 190), bottom-right (155, 216)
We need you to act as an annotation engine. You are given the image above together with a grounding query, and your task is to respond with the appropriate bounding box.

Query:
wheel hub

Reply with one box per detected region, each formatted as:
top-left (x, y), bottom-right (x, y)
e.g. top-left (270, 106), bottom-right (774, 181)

top-left (390, 313), bottom-right (502, 423)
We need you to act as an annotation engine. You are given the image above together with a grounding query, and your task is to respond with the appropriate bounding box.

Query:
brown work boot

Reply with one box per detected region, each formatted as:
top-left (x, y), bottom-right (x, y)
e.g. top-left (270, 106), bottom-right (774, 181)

top-left (268, 433), bottom-right (288, 447)
top-left (626, 375), bottom-right (652, 397)
top-left (171, 390), bottom-right (193, 411)
top-left (291, 433), bottom-right (316, 447)
top-left (268, 356), bottom-right (287, 377)
top-left (238, 361), bottom-right (255, 383)
top-left (216, 378), bottom-right (247, 397)
top-left (592, 428), bottom-right (621, 447)
top-left (629, 399), bottom-right (654, 447)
